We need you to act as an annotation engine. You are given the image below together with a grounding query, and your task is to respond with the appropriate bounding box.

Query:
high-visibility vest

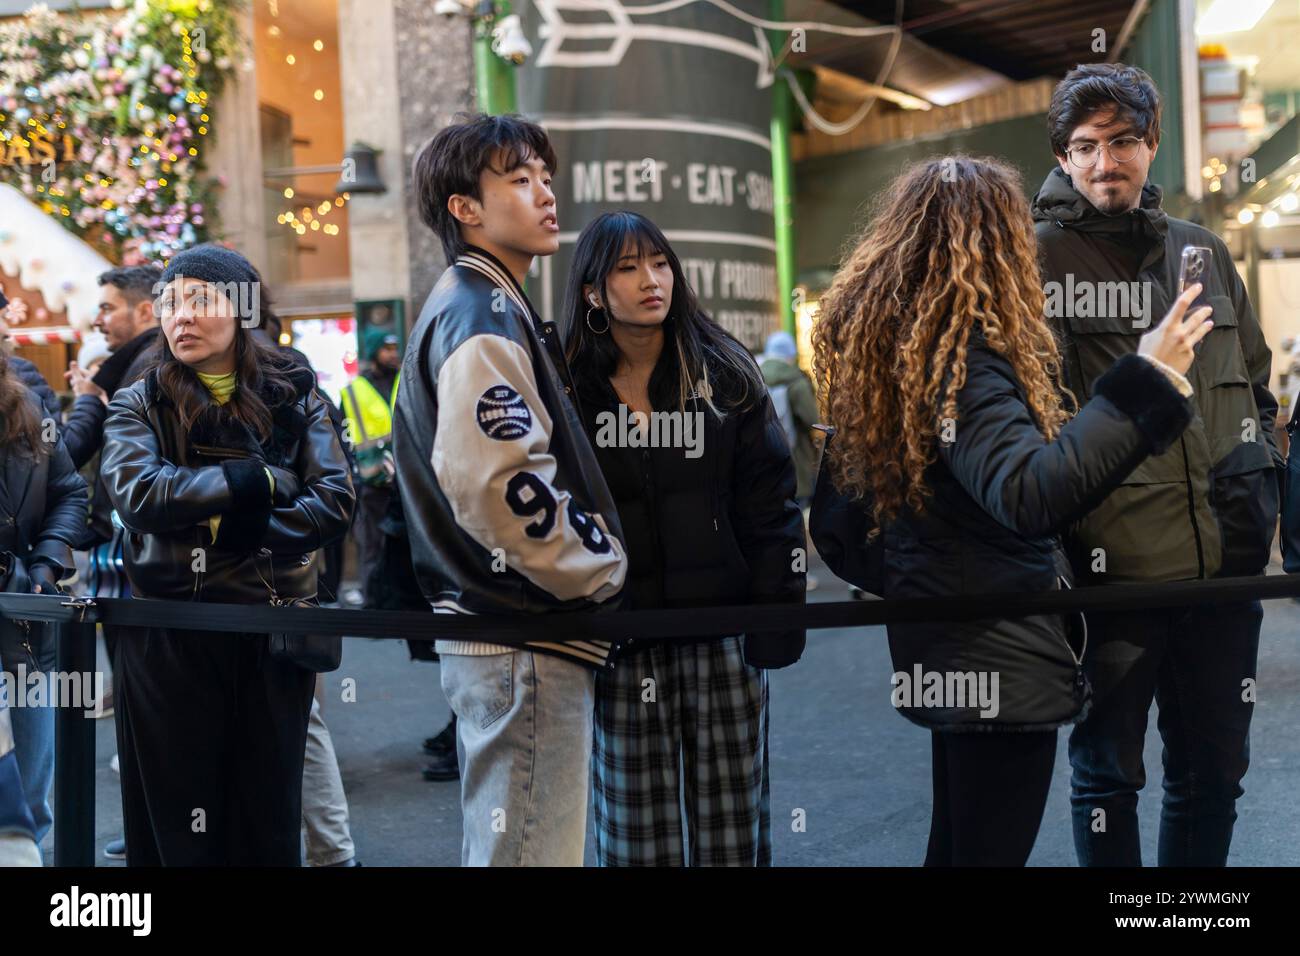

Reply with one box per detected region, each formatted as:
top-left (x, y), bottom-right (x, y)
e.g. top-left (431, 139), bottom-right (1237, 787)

top-left (341, 373), bottom-right (399, 449)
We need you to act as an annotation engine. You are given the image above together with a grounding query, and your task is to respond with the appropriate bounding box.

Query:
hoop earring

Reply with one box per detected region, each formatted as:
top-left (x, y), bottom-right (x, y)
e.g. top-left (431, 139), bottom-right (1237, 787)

top-left (586, 306), bottom-right (609, 334)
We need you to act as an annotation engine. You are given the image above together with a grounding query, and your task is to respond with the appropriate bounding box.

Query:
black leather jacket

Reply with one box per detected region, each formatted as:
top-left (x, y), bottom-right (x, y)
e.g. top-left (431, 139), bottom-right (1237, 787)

top-left (101, 362), bottom-right (355, 604)
top-left (0, 393), bottom-right (88, 581)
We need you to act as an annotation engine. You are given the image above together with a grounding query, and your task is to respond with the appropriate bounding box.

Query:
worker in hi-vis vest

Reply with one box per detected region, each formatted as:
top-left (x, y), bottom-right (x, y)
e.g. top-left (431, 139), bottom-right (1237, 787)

top-left (341, 329), bottom-right (401, 606)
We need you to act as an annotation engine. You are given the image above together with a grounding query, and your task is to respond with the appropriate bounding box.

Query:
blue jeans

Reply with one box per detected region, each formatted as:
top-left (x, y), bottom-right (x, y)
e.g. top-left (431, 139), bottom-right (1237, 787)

top-left (0, 623), bottom-right (56, 845)
top-left (1068, 601), bottom-right (1261, 866)
top-left (441, 650), bottom-right (595, 866)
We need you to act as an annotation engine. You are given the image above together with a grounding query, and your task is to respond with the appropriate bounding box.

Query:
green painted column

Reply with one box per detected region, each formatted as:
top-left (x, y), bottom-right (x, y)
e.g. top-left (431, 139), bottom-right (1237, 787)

top-left (473, 3), bottom-right (518, 116)
top-left (768, 0), bottom-right (798, 338)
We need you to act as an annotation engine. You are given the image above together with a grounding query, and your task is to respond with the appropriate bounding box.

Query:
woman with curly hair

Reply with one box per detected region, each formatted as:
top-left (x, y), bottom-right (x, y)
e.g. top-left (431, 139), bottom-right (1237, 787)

top-left (811, 156), bottom-right (1212, 866)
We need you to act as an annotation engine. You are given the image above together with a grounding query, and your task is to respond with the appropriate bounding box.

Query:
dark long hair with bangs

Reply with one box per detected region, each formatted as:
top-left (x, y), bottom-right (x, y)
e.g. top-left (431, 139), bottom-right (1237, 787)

top-left (562, 211), bottom-right (763, 417)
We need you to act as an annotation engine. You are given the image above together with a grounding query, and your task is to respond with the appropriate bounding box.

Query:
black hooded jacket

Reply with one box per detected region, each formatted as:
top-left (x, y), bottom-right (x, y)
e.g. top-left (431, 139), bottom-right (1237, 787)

top-left (572, 363), bottom-right (807, 667)
top-left (814, 338), bottom-right (1195, 731)
top-left (4, 355), bottom-right (59, 424)
top-left (0, 393), bottom-right (88, 582)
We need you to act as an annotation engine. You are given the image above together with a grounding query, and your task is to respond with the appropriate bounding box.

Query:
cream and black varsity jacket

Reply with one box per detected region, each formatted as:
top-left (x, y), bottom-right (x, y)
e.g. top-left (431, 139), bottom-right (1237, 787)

top-left (391, 245), bottom-right (628, 668)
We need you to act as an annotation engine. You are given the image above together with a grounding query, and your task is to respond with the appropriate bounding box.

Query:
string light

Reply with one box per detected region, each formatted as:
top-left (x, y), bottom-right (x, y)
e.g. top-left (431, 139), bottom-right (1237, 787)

top-left (276, 193), bottom-right (349, 237)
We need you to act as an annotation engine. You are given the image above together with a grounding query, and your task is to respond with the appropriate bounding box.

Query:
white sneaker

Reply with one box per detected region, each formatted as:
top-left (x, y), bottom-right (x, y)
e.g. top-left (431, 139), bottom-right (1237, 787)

top-left (109, 753), bottom-right (119, 774)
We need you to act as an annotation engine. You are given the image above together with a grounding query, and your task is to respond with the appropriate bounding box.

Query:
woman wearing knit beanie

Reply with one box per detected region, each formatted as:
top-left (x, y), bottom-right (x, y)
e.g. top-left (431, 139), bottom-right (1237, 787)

top-left (100, 244), bottom-right (355, 866)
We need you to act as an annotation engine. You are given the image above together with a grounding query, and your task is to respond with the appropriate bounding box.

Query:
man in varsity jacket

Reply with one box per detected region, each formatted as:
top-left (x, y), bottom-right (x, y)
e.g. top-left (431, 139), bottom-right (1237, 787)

top-left (393, 114), bottom-right (628, 866)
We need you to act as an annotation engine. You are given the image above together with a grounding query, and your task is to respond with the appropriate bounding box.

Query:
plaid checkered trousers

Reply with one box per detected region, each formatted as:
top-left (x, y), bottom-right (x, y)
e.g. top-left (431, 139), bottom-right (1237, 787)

top-left (591, 635), bottom-right (771, 866)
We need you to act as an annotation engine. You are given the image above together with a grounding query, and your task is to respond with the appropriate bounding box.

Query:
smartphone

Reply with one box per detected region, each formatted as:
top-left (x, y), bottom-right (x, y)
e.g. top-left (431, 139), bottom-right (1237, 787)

top-left (1178, 245), bottom-right (1213, 311)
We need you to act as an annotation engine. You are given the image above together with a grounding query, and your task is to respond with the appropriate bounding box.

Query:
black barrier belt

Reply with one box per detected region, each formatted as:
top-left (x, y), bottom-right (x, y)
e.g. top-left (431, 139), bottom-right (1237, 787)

top-left (2, 572), bottom-right (1299, 644)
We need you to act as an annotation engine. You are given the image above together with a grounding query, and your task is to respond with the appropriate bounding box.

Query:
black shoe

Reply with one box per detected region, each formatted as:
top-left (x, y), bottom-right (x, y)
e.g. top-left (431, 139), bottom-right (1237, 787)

top-left (422, 719), bottom-right (457, 757)
top-left (422, 748), bottom-right (459, 781)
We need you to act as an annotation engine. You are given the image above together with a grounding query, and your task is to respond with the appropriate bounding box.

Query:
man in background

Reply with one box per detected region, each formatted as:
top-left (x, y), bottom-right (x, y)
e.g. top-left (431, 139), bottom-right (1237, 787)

top-left (340, 330), bottom-right (401, 606)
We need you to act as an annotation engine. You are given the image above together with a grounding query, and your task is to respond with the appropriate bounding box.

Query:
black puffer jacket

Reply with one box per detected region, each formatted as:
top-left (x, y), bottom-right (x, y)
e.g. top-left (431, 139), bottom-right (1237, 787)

top-left (815, 340), bottom-right (1194, 730)
top-left (0, 392), bottom-right (88, 581)
top-left (101, 362), bottom-right (355, 604)
top-left (4, 355), bottom-right (60, 425)
top-left (573, 366), bottom-right (806, 667)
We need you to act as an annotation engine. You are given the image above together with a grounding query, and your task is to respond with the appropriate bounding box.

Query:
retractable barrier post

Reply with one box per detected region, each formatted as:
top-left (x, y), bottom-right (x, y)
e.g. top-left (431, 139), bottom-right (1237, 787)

top-left (52, 617), bottom-right (97, 867)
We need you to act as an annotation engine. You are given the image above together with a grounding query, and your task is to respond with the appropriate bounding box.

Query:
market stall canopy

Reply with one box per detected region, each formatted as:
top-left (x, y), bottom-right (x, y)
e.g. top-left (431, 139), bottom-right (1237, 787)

top-left (786, 0), bottom-right (1013, 106)
top-left (0, 182), bottom-right (113, 331)
top-left (831, 0), bottom-right (1143, 82)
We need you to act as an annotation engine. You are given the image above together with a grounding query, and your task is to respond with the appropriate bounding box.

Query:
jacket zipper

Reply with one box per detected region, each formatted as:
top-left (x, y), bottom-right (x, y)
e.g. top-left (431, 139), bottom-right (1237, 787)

top-left (706, 400), bottom-right (720, 531)
top-left (1178, 435), bottom-right (1206, 577)
top-left (642, 447), bottom-right (664, 610)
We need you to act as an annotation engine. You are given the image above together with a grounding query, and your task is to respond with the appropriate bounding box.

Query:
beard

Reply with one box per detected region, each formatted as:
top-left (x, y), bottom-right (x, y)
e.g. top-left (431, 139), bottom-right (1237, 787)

top-left (1084, 174), bottom-right (1141, 215)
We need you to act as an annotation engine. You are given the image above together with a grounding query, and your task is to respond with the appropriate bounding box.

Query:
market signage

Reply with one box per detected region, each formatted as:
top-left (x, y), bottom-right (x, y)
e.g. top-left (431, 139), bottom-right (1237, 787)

top-left (0, 128), bottom-right (77, 167)
top-left (519, 0), bottom-right (780, 350)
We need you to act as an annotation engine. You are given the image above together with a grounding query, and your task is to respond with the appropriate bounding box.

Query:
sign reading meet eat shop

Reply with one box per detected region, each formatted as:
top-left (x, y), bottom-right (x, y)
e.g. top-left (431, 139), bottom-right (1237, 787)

top-left (518, 0), bottom-right (780, 351)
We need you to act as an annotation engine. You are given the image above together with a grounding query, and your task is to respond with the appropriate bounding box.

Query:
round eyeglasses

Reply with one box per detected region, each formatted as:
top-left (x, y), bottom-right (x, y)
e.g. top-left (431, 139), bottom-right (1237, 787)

top-left (1066, 136), bottom-right (1145, 169)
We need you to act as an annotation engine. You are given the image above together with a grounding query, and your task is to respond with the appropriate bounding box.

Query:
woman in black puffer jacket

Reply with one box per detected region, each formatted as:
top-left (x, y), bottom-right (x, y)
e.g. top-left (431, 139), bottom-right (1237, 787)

top-left (0, 354), bottom-right (88, 848)
top-left (811, 157), bottom-right (1210, 866)
top-left (565, 211), bottom-right (805, 867)
top-left (100, 244), bottom-right (354, 866)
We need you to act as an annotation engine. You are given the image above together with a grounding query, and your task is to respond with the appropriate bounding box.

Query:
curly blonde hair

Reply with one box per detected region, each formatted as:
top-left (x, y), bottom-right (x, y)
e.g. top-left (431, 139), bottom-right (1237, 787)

top-left (812, 156), bottom-right (1074, 526)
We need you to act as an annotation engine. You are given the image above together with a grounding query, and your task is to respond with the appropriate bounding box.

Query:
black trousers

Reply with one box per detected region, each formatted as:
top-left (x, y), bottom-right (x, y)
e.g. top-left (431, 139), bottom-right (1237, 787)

top-left (925, 729), bottom-right (1058, 867)
top-left (354, 484), bottom-right (393, 605)
top-left (113, 626), bottom-right (315, 866)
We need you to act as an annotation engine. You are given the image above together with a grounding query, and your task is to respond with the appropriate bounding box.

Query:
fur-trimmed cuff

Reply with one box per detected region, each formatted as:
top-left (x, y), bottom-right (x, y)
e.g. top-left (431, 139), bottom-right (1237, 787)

top-left (1094, 353), bottom-right (1194, 455)
top-left (217, 458), bottom-right (273, 553)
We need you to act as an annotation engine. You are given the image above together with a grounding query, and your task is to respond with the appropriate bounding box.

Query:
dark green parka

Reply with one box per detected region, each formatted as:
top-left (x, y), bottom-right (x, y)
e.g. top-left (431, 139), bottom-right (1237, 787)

top-left (1032, 168), bottom-right (1281, 581)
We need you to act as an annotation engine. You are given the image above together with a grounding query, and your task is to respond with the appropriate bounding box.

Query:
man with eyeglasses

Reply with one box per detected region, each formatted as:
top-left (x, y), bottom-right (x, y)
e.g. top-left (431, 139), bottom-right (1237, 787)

top-left (1032, 63), bottom-right (1280, 867)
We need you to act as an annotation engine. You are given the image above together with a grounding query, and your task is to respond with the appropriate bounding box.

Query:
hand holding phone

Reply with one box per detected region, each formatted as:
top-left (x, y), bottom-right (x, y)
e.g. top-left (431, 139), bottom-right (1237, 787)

top-left (1178, 245), bottom-right (1213, 312)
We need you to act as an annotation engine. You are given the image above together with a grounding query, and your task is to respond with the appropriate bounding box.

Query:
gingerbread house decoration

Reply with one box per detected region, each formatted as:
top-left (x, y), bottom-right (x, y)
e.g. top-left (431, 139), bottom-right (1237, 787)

top-left (0, 182), bottom-right (112, 387)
